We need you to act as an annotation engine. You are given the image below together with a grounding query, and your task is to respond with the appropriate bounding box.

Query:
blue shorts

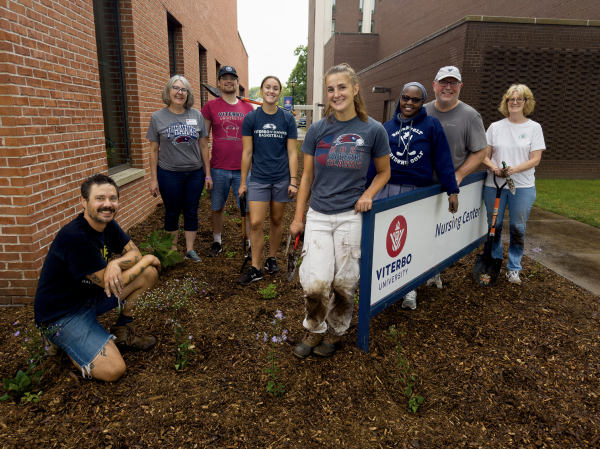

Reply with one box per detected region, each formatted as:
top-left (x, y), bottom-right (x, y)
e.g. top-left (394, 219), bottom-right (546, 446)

top-left (210, 168), bottom-right (250, 212)
top-left (46, 292), bottom-right (119, 377)
top-left (248, 179), bottom-right (293, 203)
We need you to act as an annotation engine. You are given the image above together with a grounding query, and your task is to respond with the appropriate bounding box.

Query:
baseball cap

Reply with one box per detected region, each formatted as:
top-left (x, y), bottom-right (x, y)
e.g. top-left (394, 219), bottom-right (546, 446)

top-left (435, 66), bottom-right (462, 82)
top-left (218, 66), bottom-right (238, 79)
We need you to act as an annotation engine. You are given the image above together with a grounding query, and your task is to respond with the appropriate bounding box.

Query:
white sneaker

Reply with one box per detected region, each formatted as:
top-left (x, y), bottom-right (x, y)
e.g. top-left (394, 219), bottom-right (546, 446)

top-left (402, 290), bottom-right (417, 309)
top-left (426, 272), bottom-right (443, 289)
top-left (506, 270), bottom-right (521, 285)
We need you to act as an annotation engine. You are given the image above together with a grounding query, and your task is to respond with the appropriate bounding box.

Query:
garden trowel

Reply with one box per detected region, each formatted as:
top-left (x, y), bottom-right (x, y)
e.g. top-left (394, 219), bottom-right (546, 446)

top-left (287, 234), bottom-right (301, 282)
top-left (503, 161), bottom-right (516, 195)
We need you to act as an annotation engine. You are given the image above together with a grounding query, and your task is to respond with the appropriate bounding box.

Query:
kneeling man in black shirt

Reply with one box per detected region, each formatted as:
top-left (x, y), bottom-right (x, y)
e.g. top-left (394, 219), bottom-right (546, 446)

top-left (35, 174), bottom-right (160, 381)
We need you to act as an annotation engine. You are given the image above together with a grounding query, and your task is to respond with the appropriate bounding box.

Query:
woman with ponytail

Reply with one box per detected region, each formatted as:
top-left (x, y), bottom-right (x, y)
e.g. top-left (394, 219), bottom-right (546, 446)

top-left (290, 63), bottom-right (391, 359)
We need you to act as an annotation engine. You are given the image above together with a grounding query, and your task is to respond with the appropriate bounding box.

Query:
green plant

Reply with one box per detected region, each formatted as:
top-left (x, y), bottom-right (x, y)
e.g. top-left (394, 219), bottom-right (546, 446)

top-left (264, 235), bottom-right (269, 242)
top-left (136, 277), bottom-right (199, 371)
top-left (201, 188), bottom-right (208, 199)
top-left (21, 391), bottom-right (42, 403)
top-left (385, 325), bottom-right (424, 413)
top-left (232, 218), bottom-right (241, 223)
top-left (354, 293), bottom-right (359, 305)
top-left (528, 247), bottom-right (544, 278)
top-left (139, 230), bottom-right (183, 268)
top-left (226, 251), bottom-right (237, 258)
top-left (296, 256), bottom-right (302, 268)
top-left (258, 283), bottom-right (277, 299)
top-left (257, 310), bottom-right (288, 397)
top-left (223, 211), bottom-right (229, 216)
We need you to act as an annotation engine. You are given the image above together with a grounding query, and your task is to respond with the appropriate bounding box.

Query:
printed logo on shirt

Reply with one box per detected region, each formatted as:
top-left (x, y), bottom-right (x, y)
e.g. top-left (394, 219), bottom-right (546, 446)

top-left (314, 133), bottom-right (365, 169)
top-left (101, 245), bottom-right (108, 261)
top-left (519, 133), bottom-right (527, 139)
top-left (221, 120), bottom-right (240, 140)
top-left (166, 122), bottom-right (198, 145)
top-left (254, 123), bottom-right (286, 139)
top-left (386, 215), bottom-right (407, 258)
top-left (263, 124), bottom-right (277, 130)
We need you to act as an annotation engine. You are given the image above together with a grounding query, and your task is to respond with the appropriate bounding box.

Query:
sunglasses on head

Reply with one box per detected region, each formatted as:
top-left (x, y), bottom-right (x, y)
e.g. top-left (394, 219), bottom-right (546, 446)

top-left (401, 95), bottom-right (423, 104)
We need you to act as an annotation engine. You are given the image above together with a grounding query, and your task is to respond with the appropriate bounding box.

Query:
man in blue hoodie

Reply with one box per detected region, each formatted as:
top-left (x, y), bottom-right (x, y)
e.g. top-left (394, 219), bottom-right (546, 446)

top-left (366, 82), bottom-right (458, 309)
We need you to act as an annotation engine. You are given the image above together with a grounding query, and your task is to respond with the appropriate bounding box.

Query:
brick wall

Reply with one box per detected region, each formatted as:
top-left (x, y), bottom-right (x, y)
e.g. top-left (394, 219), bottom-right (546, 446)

top-left (324, 33), bottom-right (379, 72)
top-left (0, 0), bottom-right (248, 305)
top-left (332, 0), bottom-right (362, 34)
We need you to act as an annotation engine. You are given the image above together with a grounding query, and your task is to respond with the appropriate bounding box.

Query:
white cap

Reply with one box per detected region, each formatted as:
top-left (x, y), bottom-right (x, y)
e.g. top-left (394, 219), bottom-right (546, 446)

top-left (435, 66), bottom-right (462, 82)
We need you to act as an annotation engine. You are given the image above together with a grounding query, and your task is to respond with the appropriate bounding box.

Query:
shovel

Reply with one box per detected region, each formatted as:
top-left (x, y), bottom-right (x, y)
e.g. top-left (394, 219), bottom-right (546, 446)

top-left (503, 161), bottom-right (516, 195)
top-left (239, 193), bottom-right (251, 273)
top-left (287, 234), bottom-right (301, 282)
top-left (473, 173), bottom-right (507, 287)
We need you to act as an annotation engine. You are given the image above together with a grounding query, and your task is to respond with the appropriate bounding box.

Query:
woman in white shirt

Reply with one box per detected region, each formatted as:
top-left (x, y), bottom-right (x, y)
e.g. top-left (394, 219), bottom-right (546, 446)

top-left (482, 84), bottom-right (545, 285)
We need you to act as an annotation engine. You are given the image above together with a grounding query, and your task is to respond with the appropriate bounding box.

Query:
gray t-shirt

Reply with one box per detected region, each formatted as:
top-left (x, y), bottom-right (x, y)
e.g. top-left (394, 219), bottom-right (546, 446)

top-left (301, 115), bottom-right (391, 215)
top-left (146, 107), bottom-right (208, 171)
top-left (425, 101), bottom-right (487, 171)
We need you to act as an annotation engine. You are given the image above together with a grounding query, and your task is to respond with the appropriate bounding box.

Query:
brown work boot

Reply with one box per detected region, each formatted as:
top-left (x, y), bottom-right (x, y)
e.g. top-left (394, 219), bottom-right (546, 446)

top-left (43, 337), bottom-right (59, 356)
top-left (110, 323), bottom-right (156, 351)
top-left (313, 334), bottom-right (343, 357)
top-left (293, 332), bottom-right (323, 359)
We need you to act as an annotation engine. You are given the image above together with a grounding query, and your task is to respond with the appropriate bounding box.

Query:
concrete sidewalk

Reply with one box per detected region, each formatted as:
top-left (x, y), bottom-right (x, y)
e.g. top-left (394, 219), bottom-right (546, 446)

top-left (502, 207), bottom-right (600, 296)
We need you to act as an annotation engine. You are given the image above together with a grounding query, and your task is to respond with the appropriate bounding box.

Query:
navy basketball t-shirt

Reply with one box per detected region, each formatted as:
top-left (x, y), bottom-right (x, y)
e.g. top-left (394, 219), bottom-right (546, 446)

top-left (34, 214), bottom-right (130, 324)
top-left (242, 107), bottom-right (298, 184)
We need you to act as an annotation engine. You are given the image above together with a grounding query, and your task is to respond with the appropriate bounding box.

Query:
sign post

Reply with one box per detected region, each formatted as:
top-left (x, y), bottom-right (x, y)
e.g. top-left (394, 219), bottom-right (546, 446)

top-left (357, 172), bottom-right (488, 352)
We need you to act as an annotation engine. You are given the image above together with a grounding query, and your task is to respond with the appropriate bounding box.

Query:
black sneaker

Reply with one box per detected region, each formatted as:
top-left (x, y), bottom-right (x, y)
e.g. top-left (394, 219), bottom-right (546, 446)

top-left (264, 257), bottom-right (280, 274)
top-left (237, 266), bottom-right (263, 286)
top-left (207, 241), bottom-right (223, 257)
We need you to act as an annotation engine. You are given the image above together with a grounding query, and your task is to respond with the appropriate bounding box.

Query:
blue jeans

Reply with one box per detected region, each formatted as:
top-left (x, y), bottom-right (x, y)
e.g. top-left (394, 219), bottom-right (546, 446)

top-left (483, 185), bottom-right (536, 272)
top-left (157, 166), bottom-right (205, 232)
top-left (210, 168), bottom-right (250, 212)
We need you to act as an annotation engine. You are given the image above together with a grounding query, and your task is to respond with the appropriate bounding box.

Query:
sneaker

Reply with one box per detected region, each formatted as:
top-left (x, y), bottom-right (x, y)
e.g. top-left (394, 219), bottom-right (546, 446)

top-left (264, 257), bottom-right (280, 274)
top-left (185, 250), bottom-right (202, 262)
top-left (506, 270), bottom-right (521, 285)
top-left (110, 323), bottom-right (156, 351)
top-left (237, 266), bottom-right (263, 286)
top-left (207, 242), bottom-right (223, 257)
top-left (43, 337), bottom-right (59, 357)
top-left (401, 290), bottom-right (417, 310)
top-left (426, 272), bottom-right (443, 289)
top-left (313, 334), bottom-right (343, 357)
top-left (293, 332), bottom-right (323, 359)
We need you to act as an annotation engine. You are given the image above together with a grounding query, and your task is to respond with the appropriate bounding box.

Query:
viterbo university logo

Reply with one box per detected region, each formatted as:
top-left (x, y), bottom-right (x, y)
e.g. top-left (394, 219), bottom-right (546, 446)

top-left (386, 215), bottom-right (407, 258)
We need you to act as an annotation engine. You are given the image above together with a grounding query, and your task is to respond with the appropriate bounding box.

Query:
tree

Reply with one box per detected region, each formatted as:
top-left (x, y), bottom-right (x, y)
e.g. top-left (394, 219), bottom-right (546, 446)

top-left (248, 86), bottom-right (261, 101)
top-left (285, 45), bottom-right (307, 106)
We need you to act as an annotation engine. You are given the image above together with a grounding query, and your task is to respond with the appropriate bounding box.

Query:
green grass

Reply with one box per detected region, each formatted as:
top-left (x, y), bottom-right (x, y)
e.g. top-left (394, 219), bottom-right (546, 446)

top-left (534, 179), bottom-right (600, 228)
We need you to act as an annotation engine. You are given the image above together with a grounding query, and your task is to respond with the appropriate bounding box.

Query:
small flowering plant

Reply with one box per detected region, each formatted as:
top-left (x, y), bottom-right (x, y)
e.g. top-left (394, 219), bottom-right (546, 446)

top-left (1, 321), bottom-right (58, 403)
top-left (136, 276), bottom-right (199, 371)
top-left (257, 310), bottom-right (288, 397)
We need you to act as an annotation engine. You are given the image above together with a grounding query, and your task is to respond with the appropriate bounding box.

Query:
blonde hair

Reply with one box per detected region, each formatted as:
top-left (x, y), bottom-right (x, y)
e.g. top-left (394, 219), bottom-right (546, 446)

top-left (498, 84), bottom-right (535, 117)
top-left (323, 63), bottom-right (368, 123)
top-left (162, 75), bottom-right (195, 109)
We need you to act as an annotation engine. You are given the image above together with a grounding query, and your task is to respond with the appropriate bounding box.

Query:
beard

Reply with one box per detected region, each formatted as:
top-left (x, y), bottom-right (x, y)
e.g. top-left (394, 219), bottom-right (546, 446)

top-left (88, 204), bottom-right (117, 224)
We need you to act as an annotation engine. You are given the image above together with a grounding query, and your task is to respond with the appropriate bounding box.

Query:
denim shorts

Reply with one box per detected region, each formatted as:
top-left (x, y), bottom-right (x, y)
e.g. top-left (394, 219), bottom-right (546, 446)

top-left (248, 179), bottom-right (293, 203)
top-left (210, 168), bottom-right (250, 212)
top-left (46, 292), bottom-right (119, 377)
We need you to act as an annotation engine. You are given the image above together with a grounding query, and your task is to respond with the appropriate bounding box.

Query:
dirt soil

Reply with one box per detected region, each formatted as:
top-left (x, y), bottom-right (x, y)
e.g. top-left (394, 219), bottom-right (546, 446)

top-left (1, 158), bottom-right (599, 448)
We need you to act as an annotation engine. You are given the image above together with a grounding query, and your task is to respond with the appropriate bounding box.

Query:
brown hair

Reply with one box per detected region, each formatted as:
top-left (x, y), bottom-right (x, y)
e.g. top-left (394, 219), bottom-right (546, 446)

top-left (323, 63), bottom-right (368, 123)
top-left (498, 84), bottom-right (536, 117)
top-left (260, 75), bottom-right (282, 90)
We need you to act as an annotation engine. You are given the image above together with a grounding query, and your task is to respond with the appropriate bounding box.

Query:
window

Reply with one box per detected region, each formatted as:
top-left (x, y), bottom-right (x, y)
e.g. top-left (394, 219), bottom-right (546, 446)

top-left (215, 61), bottom-right (221, 82)
top-left (199, 44), bottom-right (208, 106)
top-left (332, 0), bottom-right (336, 12)
top-left (371, 21), bottom-right (374, 32)
top-left (372, 1), bottom-right (375, 13)
top-left (358, 20), bottom-right (362, 33)
top-left (359, 0), bottom-right (363, 12)
top-left (93, 0), bottom-right (130, 173)
top-left (331, 19), bottom-right (335, 37)
top-left (167, 14), bottom-right (181, 78)
top-left (384, 99), bottom-right (396, 122)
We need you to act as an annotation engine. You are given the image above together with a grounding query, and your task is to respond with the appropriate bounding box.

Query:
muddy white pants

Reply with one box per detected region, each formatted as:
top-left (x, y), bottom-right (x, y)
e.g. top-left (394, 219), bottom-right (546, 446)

top-left (299, 208), bottom-right (362, 336)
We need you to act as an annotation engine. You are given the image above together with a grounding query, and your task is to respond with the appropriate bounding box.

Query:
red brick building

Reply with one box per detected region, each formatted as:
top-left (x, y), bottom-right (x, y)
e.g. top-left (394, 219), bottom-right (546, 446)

top-left (308, 0), bottom-right (600, 179)
top-left (0, 0), bottom-right (248, 305)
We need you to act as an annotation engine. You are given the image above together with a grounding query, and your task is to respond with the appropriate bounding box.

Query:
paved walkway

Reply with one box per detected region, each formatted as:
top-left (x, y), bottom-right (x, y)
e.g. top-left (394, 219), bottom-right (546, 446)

top-left (502, 207), bottom-right (600, 296)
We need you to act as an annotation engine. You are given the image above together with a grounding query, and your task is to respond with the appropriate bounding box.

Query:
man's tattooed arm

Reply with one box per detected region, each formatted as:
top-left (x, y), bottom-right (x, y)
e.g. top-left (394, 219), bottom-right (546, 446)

top-left (118, 241), bottom-right (142, 269)
top-left (87, 273), bottom-right (103, 287)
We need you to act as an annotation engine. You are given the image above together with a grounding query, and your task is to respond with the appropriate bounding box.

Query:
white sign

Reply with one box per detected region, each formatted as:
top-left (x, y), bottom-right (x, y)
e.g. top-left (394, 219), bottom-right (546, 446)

top-left (370, 180), bottom-right (487, 305)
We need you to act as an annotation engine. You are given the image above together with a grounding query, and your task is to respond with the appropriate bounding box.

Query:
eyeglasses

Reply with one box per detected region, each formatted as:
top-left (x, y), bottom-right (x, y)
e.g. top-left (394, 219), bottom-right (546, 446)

top-left (171, 86), bottom-right (188, 94)
top-left (508, 98), bottom-right (526, 104)
top-left (401, 95), bottom-right (423, 104)
top-left (437, 80), bottom-right (460, 88)
top-left (220, 76), bottom-right (237, 81)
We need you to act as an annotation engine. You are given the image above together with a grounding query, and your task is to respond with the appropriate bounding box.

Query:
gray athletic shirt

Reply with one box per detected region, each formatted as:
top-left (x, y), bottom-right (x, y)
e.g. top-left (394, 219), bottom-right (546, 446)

top-left (146, 107), bottom-right (208, 171)
top-left (301, 115), bottom-right (391, 215)
top-left (425, 101), bottom-right (487, 171)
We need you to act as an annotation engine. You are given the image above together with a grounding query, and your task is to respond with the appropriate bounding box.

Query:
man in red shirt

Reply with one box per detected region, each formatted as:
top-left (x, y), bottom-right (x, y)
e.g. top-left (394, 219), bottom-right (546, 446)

top-left (201, 66), bottom-right (254, 257)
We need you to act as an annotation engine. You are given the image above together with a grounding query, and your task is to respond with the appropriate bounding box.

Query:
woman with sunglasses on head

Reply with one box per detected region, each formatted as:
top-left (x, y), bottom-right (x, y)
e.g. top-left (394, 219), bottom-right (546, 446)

top-left (237, 75), bottom-right (298, 286)
top-left (146, 75), bottom-right (213, 262)
top-left (481, 84), bottom-right (545, 286)
top-left (365, 82), bottom-right (459, 310)
top-left (290, 63), bottom-right (391, 359)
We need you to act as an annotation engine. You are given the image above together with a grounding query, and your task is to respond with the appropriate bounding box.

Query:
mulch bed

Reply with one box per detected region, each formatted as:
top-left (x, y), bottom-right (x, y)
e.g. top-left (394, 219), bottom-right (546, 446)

top-left (1, 158), bottom-right (599, 448)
